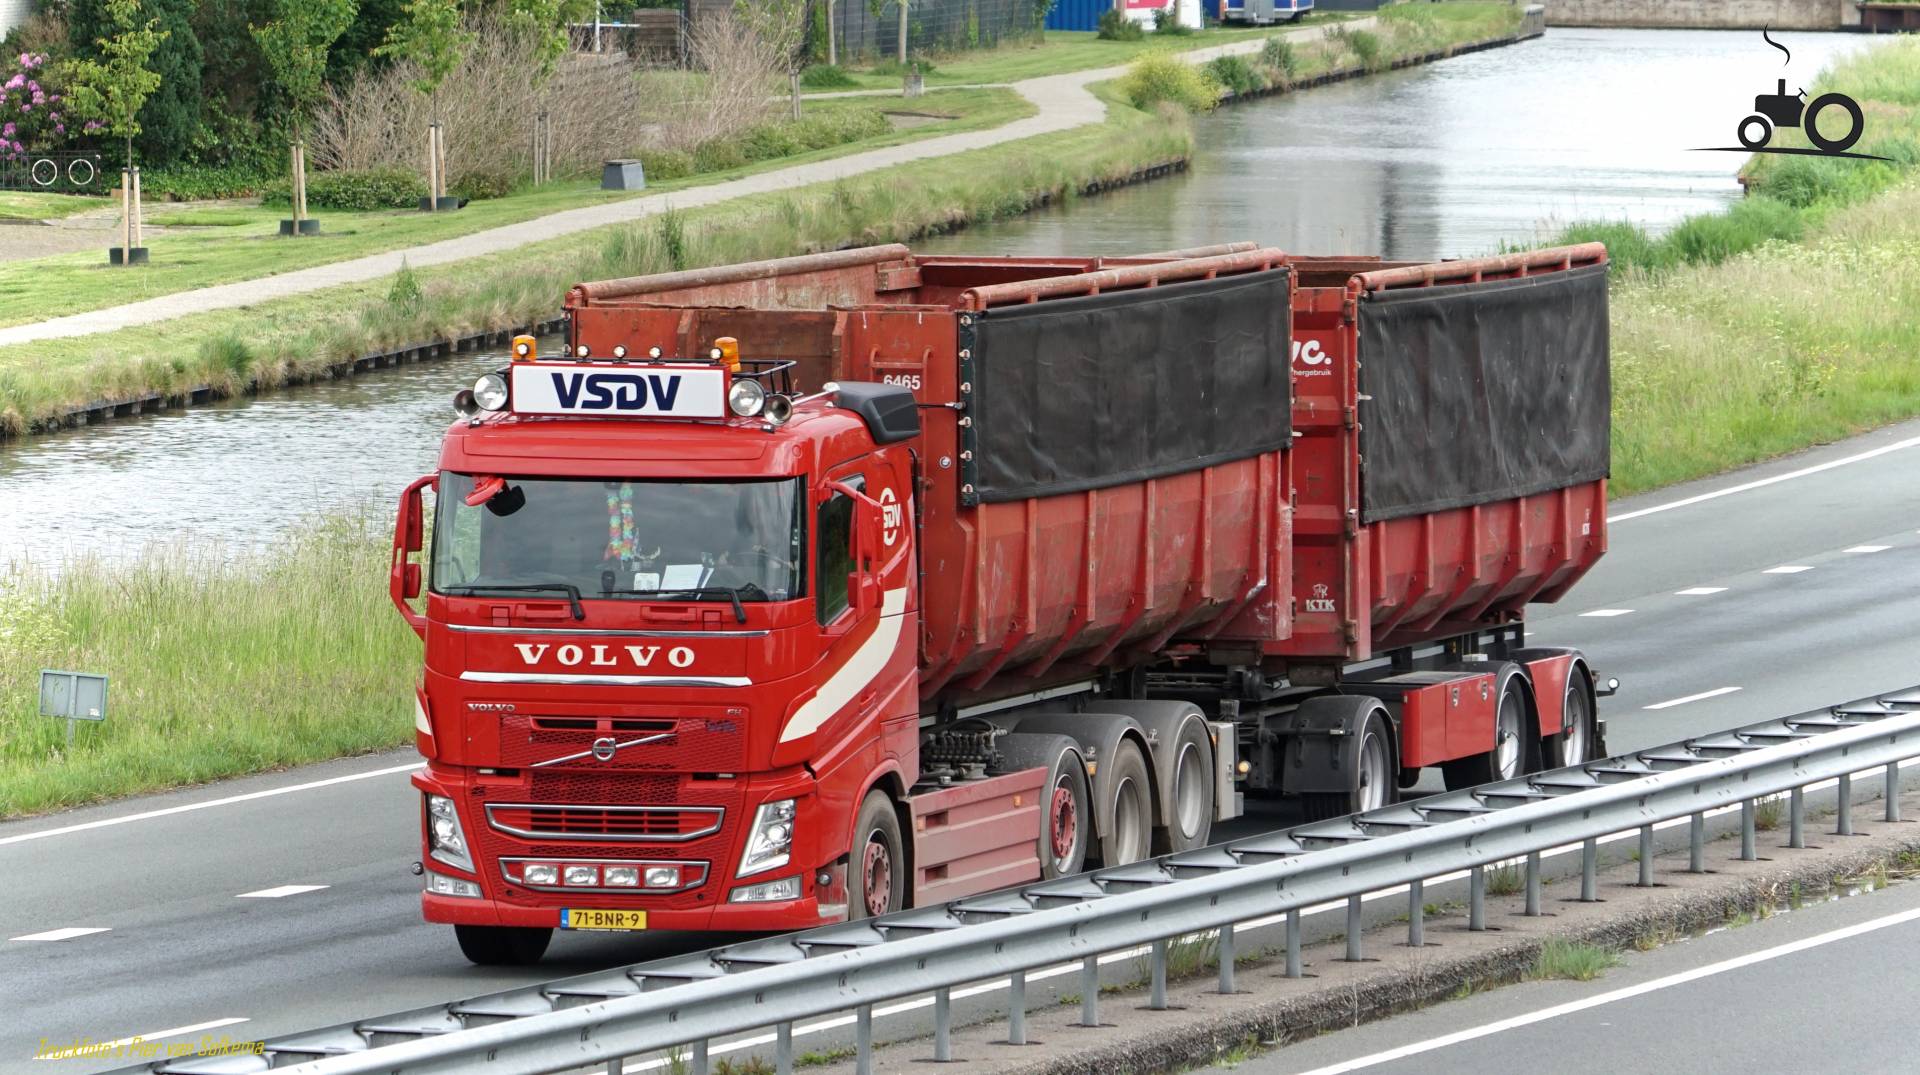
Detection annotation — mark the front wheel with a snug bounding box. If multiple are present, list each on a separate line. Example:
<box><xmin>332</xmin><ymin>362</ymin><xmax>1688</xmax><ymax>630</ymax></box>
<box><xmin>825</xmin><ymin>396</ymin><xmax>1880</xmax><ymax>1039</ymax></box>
<box><xmin>1805</xmin><ymin>93</ymin><xmax>1864</xmax><ymax>153</ymax></box>
<box><xmin>454</xmin><ymin>924</ymin><xmax>551</xmax><ymax>966</ymax></box>
<box><xmin>849</xmin><ymin>790</ymin><xmax>905</xmax><ymax>920</ymax></box>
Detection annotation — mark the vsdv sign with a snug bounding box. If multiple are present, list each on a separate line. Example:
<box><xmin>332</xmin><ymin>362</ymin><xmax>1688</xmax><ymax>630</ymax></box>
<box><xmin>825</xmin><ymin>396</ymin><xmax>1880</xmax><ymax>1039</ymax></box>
<box><xmin>509</xmin><ymin>363</ymin><xmax>727</xmax><ymax>418</ymax></box>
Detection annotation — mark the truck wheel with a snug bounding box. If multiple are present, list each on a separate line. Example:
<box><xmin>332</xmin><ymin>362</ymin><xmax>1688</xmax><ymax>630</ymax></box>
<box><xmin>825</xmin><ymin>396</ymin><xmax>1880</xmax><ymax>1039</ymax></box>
<box><xmin>1152</xmin><ymin>720</ymin><xmax>1215</xmax><ymax>854</ymax></box>
<box><xmin>454</xmin><ymin>924</ymin><xmax>551</xmax><ymax>966</ymax></box>
<box><xmin>1442</xmin><ymin>674</ymin><xmax>1529</xmax><ymax>790</ymax></box>
<box><xmin>1546</xmin><ymin>667</ymin><xmax>1598</xmax><ymax>769</ymax></box>
<box><xmin>849</xmin><ymin>790</ymin><xmax>905</xmax><ymax>920</ymax></box>
<box><xmin>1097</xmin><ymin>740</ymin><xmax>1154</xmax><ymax>867</ymax></box>
<box><xmin>1041</xmin><ymin>750</ymin><xmax>1091</xmax><ymax>879</ymax></box>
<box><xmin>1301</xmin><ymin>711</ymin><xmax>1396</xmax><ymax>821</ymax></box>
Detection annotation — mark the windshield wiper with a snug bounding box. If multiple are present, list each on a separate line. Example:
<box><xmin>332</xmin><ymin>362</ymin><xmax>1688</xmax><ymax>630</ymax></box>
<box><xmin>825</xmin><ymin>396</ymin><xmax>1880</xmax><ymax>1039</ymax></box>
<box><xmin>444</xmin><ymin>583</ymin><xmax>585</xmax><ymax>621</ymax></box>
<box><xmin>603</xmin><ymin>586</ymin><xmax>748</xmax><ymax>624</ymax></box>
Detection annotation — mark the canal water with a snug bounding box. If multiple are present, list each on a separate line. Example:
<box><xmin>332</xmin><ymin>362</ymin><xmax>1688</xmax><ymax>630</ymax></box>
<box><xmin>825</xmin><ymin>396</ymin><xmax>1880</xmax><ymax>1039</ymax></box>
<box><xmin>0</xmin><ymin>28</ymin><xmax>1883</xmax><ymax>561</ymax></box>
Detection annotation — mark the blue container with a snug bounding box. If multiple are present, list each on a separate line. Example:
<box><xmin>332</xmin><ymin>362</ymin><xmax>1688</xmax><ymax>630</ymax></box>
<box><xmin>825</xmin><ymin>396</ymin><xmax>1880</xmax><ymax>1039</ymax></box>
<box><xmin>1045</xmin><ymin>0</ymin><xmax>1112</xmax><ymax>31</ymax></box>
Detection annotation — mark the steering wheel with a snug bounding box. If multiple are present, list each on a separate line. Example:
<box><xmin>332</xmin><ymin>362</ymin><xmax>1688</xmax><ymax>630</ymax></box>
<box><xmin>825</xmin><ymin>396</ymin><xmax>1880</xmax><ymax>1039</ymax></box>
<box><xmin>729</xmin><ymin>545</ymin><xmax>797</xmax><ymax>574</ymax></box>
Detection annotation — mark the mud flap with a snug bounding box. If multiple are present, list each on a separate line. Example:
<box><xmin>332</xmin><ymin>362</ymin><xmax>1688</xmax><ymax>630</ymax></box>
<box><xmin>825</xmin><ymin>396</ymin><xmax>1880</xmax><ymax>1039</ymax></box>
<box><xmin>1272</xmin><ymin>694</ymin><xmax>1390</xmax><ymax>797</ymax></box>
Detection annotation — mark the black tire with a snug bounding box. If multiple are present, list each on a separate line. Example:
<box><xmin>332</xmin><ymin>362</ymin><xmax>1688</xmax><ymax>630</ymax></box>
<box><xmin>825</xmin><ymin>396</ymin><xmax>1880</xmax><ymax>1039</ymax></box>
<box><xmin>1546</xmin><ymin>666</ymin><xmax>1598</xmax><ymax>770</ymax></box>
<box><xmin>1152</xmin><ymin>720</ymin><xmax>1215</xmax><ymax>854</ymax></box>
<box><xmin>454</xmin><ymin>924</ymin><xmax>552</xmax><ymax>966</ymax></box>
<box><xmin>1805</xmin><ymin>92</ymin><xmax>1864</xmax><ymax>154</ymax></box>
<box><xmin>1300</xmin><ymin>710</ymin><xmax>1397</xmax><ymax>821</ymax></box>
<box><xmin>1040</xmin><ymin>748</ymin><xmax>1092</xmax><ymax>879</ymax></box>
<box><xmin>849</xmin><ymin>789</ymin><xmax>905</xmax><ymax>920</ymax></box>
<box><xmin>1737</xmin><ymin>114</ymin><xmax>1772</xmax><ymax>149</ymax></box>
<box><xmin>1095</xmin><ymin>740</ymin><xmax>1154</xmax><ymax>867</ymax></box>
<box><xmin>1442</xmin><ymin>673</ymin><xmax>1530</xmax><ymax>791</ymax></box>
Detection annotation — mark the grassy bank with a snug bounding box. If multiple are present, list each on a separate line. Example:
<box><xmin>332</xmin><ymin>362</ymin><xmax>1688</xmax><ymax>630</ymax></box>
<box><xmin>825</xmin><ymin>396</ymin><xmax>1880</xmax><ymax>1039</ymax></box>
<box><xmin>0</xmin><ymin>90</ymin><xmax>1033</xmax><ymax>329</ymax></box>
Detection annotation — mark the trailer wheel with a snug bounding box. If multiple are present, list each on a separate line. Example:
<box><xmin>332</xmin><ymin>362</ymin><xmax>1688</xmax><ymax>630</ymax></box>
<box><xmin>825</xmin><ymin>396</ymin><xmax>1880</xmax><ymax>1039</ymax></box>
<box><xmin>849</xmin><ymin>790</ymin><xmax>905</xmax><ymax>920</ymax></box>
<box><xmin>1442</xmin><ymin>674</ymin><xmax>1529</xmax><ymax>790</ymax></box>
<box><xmin>1152</xmin><ymin>720</ymin><xmax>1215</xmax><ymax>854</ymax></box>
<box><xmin>1097</xmin><ymin>740</ymin><xmax>1154</xmax><ymax>867</ymax></box>
<box><xmin>1301</xmin><ymin>711</ymin><xmax>1396</xmax><ymax>821</ymax></box>
<box><xmin>1040</xmin><ymin>749</ymin><xmax>1091</xmax><ymax>879</ymax></box>
<box><xmin>1547</xmin><ymin>666</ymin><xmax>1598</xmax><ymax>769</ymax></box>
<box><xmin>454</xmin><ymin>925</ymin><xmax>551</xmax><ymax>966</ymax></box>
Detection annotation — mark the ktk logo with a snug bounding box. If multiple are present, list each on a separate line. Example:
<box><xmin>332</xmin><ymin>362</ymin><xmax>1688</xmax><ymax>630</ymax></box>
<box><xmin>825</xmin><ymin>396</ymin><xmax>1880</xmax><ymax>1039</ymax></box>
<box><xmin>1305</xmin><ymin>583</ymin><xmax>1336</xmax><ymax>613</ymax></box>
<box><xmin>1695</xmin><ymin>28</ymin><xmax>1883</xmax><ymax>161</ymax></box>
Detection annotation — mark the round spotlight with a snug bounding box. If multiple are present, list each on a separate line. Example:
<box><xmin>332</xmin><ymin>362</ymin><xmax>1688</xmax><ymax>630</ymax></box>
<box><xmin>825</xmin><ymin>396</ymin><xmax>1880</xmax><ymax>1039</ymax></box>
<box><xmin>452</xmin><ymin>388</ymin><xmax>479</xmax><ymax>417</ymax></box>
<box><xmin>574</xmin><ymin>344</ymin><xmax>590</xmax><ymax>358</ymax></box>
<box><xmin>473</xmin><ymin>374</ymin><xmax>510</xmax><ymax>411</ymax></box>
<box><xmin>728</xmin><ymin>378</ymin><xmax>766</xmax><ymax>418</ymax></box>
<box><xmin>648</xmin><ymin>346</ymin><xmax>663</xmax><ymax>359</ymax></box>
<box><xmin>612</xmin><ymin>345</ymin><xmax>628</xmax><ymax>359</ymax></box>
<box><xmin>708</xmin><ymin>347</ymin><xmax>723</xmax><ymax>362</ymax></box>
<box><xmin>763</xmin><ymin>393</ymin><xmax>793</xmax><ymax>427</ymax></box>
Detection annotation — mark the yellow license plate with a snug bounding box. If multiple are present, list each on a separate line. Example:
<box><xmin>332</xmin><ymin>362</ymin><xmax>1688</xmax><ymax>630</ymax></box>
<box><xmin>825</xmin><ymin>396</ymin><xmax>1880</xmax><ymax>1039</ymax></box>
<box><xmin>561</xmin><ymin>908</ymin><xmax>648</xmax><ymax>931</ymax></box>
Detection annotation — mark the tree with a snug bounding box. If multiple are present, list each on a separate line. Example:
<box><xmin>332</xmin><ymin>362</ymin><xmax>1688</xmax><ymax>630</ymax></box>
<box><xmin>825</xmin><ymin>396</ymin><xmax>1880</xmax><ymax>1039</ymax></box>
<box><xmin>734</xmin><ymin>0</ymin><xmax>809</xmax><ymax>121</ymax></box>
<box><xmin>61</xmin><ymin>0</ymin><xmax>166</xmax><ymax>173</ymax></box>
<box><xmin>253</xmin><ymin>0</ymin><xmax>357</xmax><ymax>231</ymax></box>
<box><xmin>502</xmin><ymin>0</ymin><xmax>594</xmax><ymax>81</ymax></box>
<box><xmin>68</xmin><ymin>0</ymin><xmax>201</xmax><ymax>169</ymax></box>
<box><xmin>867</xmin><ymin>0</ymin><xmax>909</xmax><ymax>66</ymax></box>
<box><xmin>375</xmin><ymin>0</ymin><xmax>473</xmax><ymax>208</ymax></box>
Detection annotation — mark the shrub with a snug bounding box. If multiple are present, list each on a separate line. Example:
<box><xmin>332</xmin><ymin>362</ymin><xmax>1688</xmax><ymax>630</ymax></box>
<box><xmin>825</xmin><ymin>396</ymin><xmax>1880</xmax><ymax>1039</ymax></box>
<box><xmin>635</xmin><ymin>147</ymin><xmax>694</xmax><ymax>182</ymax></box>
<box><xmin>1119</xmin><ymin>52</ymin><xmax>1222</xmax><ymax>113</ymax></box>
<box><xmin>867</xmin><ymin>57</ymin><xmax>937</xmax><ymax>77</ymax></box>
<box><xmin>141</xmin><ymin>163</ymin><xmax>281</xmax><ymax>201</ymax></box>
<box><xmin>449</xmin><ymin>169</ymin><xmax>516</xmax><ymax>202</ymax></box>
<box><xmin>1152</xmin><ymin>6</ymin><xmax>1194</xmax><ymax>35</ymax></box>
<box><xmin>262</xmin><ymin>167</ymin><xmax>426</xmax><ymax>211</ymax></box>
<box><xmin>1261</xmin><ymin>36</ymin><xmax>1299</xmax><ymax>80</ymax></box>
<box><xmin>1097</xmin><ymin>9</ymin><xmax>1144</xmax><ymax>41</ymax></box>
<box><xmin>800</xmin><ymin>63</ymin><xmax>857</xmax><ymax>89</ymax></box>
<box><xmin>1341</xmin><ymin>27</ymin><xmax>1384</xmax><ymax>72</ymax></box>
<box><xmin>692</xmin><ymin>139</ymin><xmax>750</xmax><ymax>174</ymax></box>
<box><xmin>1207</xmin><ymin>54</ymin><xmax>1264</xmax><ymax>97</ymax></box>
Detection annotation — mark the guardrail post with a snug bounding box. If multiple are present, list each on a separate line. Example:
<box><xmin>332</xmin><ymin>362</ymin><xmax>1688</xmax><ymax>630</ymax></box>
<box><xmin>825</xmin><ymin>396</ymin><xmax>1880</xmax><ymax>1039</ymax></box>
<box><xmin>1079</xmin><ymin>955</ymin><xmax>1099</xmax><ymax>1025</ymax></box>
<box><xmin>1008</xmin><ymin>971</ymin><xmax>1027</xmax><ymax>1044</ymax></box>
<box><xmin>1150</xmin><ymin>938</ymin><xmax>1169</xmax><ymax>1009</ymax></box>
<box><xmin>692</xmin><ymin>1039</ymin><xmax>709</xmax><ymax>1075</ymax></box>
<box><xmin>1344</xmin><ymin>895</ymin><xmax>1363</xmax><ymax>961</ymax></box>
<box><xmin>1218</xmin><ymin>922</ymin><xmax>1236</xmax><ymax>993</ymax></box>
<box><xmin>1284</xmin><ymin>909</ymin><xmax>1303</xmax><ymax>977</ymax></box>
<box><xmin>1739</xmin><ymin>799</ymin><xmax>1756</xmax><ymax>861</ymax></box>
<box><xmin>1838</xmin><ymin>773</ymin><xmax>1854</xmax><ymax>835</ymax></box>
<box><xmin>777</xmin><ymin>1021</ymin><xmax>795</xmax><ymax>1073</ymax></box>
<box><xmin>1524</xmin><ymin>851</ymin><xmax>1541</xmax><ymax>915</ymax></box>
<box><xmin>931</xmin><ymin>991</ymin><xmax>950</xmax><ymax>1062</ymax></box>
<box><xmin>855</xmin><ymin>1005</ymin><xmax>872</xmax><ymax>1075</ymax></box>
<box><xmin>609</xmin><ymin>1058</ymin><xmax>623</xmax><ymax>1075</ymax></box>
<box><xmin>1637</xmin><ymin>825</ymin><xmax>1654</xmax><ymax>886</ymax></box>
<box><xmin>1580</xmin><ymin>838</ymin><xmax>1598</xmax><ymax>901</ymax></box>
<box><xmin>1790</xmin><ymin>786</ymin><xmax>1806</xmax><ymax>848</ymax></box>
<box><xmin>1468</xmin><ymin>866</ymin><xmax>1485</xmax><ymax>931</ymax></box>
<box><xmin>1688</xmin><ymin>812</ymin><xmax>1705</xmax><ymax>873</ymax></box>
<box><xmin>1888</xmin><ymin>763</ymin><xmax>1902</xmax><ymax>823</ymax></box>
<box><xmin>1407</xmin><ymin>880</ymin><xmax>1425</xmax><ymax>947</ymax></box>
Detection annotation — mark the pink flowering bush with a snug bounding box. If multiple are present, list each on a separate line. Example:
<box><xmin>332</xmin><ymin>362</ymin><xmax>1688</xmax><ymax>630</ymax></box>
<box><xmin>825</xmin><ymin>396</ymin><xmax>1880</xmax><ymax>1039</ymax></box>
<box><xmin>0</xmin><ymin>52</ymin><xmax>69</xmax><ymax>162</ymax></box>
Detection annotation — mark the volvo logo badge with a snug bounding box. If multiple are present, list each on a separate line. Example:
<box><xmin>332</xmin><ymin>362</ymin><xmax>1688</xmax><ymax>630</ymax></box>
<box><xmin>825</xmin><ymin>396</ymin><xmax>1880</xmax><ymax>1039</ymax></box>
<box><xmin>591</xmin><ymin>736</ymin><xmax>620</xmax><ymax>762</ymax></box>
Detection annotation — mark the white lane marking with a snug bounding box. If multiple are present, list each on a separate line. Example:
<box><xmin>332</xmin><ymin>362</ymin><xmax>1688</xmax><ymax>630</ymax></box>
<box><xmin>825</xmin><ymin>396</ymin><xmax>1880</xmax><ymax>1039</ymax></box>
<box><xmin>11</xmin><ymin>926</ymin><xmax>110</xmax><ymax>942</ymax></box>
<box><xmin>1644</xmin><ymin>686</ymin><xmax>1741</xmax><ymax>711</ymax></box>
<box><xmin>1609</xmin><ymin>433</ymin><xmax>1920</xmax><ymax>523</ymax></box>
<box><xmin>1288</xmin><ymin>904</ymin><xmax>1920</xmax><ymax>1075</ymax></box>
<box><xmin>237</xmin><ymin>884</ymin><xmax>330</xmax><ymax>899</ymax></box>
<box><xmin>0</xmin><ymin>761</ymin><xmax>423</xmax><ymax>848</ymax></box>
<box><xmin>1578</xmin><ymin>609</ymin><xmax>1634</xmax><ymax>618</ymax></box>
<box><xmin>33</xmin><ymin>1017</ymin><xmax>250</xmax><ymax>1061</ymax></box>
<box><xmin>1845</xmin><ymin>545</ymin><xmax>1890</xmax><ymax>554</ymax></box>
<box><xmin>1764</xmin><ymin>565</ymin><xmax>1814</xmax><ymax>574</ymax></box>
<box><xmin>1674</xmin><ymin>587</ymin><xmax>1726</xmax><ymax>596</ymax></box>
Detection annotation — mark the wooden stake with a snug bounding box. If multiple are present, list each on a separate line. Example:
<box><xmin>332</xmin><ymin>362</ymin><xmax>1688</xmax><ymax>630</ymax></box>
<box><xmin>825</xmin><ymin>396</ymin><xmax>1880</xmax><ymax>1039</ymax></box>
<box><xmin>426</xmin><ymin>122</ymin><xmax>440</xmax><ymax>210</ymax></box>
<box><xmin>130</xmin><ymin>167</ymin><xmax>142</xmax><ymax>252</ymax></box>
<box><xmin>119</xmin><ymin>169</ymin><xmax>131</xmax><ymax>263</ymax></box>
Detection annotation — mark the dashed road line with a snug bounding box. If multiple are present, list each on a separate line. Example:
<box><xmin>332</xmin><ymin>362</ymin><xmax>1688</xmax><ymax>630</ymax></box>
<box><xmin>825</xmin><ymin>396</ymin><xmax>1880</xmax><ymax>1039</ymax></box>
<box><xmin>1674</xmin><ymin>587</ymin><xmax>1727</xmax><ymax>596</ymax></box>
<box><xmin>1844</xmin><ymin>545</ymin><xmax>1890</xmax><ymax>554</ymax></box>
<box><xmin>1764</xmin><ymin>565</ymin><xmax>1814</xmax><ymax>574</ymax></box>
<box><xmin>11</xmin><ymin>926</ymin><xmax>110</xmax><ymax>942</ymax></box>
<box><xmin>1644</xmin><ymin>686</ymin><xmax>1741</xmax><ymax>711</ymax></box>
<box><xmin>237</xmin><ymin>884</ymin><xmax>330</xmax><ymax>899</ymax></box>
<box><xmin>1579</xmin><ymin>609</ymin><xmax>1635</xmax><ymax>618</ymax></box>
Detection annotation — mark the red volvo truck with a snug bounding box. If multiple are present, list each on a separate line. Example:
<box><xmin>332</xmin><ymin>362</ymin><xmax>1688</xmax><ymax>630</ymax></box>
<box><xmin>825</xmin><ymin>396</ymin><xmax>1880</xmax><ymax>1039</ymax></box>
<box><xmin>389</xmin><ymin>242</ymin><xmax>1614</xmax><ymax>964</ymax></box>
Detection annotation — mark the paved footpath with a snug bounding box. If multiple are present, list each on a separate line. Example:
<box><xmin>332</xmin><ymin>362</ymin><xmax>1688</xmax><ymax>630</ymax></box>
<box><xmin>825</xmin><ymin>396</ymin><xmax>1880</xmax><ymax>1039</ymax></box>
<box><xmin>0</xmin><ymin>20</ymin><xmax>1366</xmax><ymax>349</ymax></box>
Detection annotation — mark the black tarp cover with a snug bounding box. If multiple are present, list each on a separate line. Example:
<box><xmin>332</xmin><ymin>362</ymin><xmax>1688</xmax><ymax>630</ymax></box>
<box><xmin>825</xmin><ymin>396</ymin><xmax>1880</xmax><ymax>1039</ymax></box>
<box><xmin>965</xmin><ymin>270</ymin><xmax>1292</xmax><ymax>504</ymax></box>
<box><xmin>1356</xmin><ymin>263</ymin><xmax>1610</xmax><ymax>523</ymax></box>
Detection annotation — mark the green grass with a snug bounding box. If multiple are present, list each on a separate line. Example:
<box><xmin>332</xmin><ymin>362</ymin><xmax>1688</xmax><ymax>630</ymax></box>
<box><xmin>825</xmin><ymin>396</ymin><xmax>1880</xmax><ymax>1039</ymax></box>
<box><xmin>0</xmin><ymin>191</ymin><xmax>110</xmax><ymax>221</ymax></box>
<box><xmin>0</xmin><ymin>514</ymin><xmax>417</xmax><ymax>817</ymax></box>
<box><xmin>0</xmin><ymin>89</ymin><xmax>1032</xmax><ymax>330</ymax></box>
<box><xmin>1531</xmin><ymin>940</ymin><xmax>1622</xmax><ymax>982</ymax></box>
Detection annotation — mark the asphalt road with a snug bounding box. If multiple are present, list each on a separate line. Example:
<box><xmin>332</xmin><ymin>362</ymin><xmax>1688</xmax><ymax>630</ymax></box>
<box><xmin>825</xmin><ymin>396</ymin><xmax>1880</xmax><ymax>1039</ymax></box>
<box><xmin>5</xmin><ymin>417</ymin><xmax>1919</xmax><ymax>1073</ymax></box>
<box><xmin>1207</xmin><ymin>855</ymin><xmax>1920</xmax><ymax>1075</ymax></box>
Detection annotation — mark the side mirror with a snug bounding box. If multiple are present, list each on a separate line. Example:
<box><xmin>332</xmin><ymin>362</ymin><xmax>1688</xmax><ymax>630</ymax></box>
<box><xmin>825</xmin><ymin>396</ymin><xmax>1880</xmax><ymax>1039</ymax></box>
<box><xmin>403</xmin><ymin>563</ymin><xmax>423</xmax><ymax>600</ymax></box>
<box><xmin>391</xmin><ymin>474</ymin><xmax>436</xmax><ymax>638</ymax></box>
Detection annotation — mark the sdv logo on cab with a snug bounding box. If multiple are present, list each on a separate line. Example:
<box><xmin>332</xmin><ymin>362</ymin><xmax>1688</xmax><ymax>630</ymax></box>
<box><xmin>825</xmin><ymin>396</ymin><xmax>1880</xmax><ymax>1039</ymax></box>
<box><xmin>550</xmin><ymin>371</ymin><xmax>685</xmax><ymax>411</ymax></box>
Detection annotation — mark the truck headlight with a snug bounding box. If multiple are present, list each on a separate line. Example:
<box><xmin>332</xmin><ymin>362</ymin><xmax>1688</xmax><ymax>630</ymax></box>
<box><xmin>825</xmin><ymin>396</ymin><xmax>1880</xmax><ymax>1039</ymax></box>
<box><xmin>738</xmin><ymin>798</ymin><xmax>796</xmax><ymax>877</ymax></box>
<box><xmin>425</xmin><ymin>794</ymin><xmax>473</xmax><ymax>873</ymax></box>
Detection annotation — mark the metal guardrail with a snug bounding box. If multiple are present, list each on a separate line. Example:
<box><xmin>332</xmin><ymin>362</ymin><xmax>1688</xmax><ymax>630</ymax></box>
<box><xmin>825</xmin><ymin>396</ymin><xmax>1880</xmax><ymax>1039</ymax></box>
<box><xmin>115</xmin><ymin>685</ymin><xmax>1920</xmax><ymax>1075</ymax></box>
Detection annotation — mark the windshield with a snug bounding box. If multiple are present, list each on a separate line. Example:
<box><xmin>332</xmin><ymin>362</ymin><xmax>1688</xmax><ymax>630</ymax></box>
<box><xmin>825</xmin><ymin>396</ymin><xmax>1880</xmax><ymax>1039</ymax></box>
<box><xmin>433</xmin><ymin>475</ymin><xmax>805</xmax><ymax>603</ymax></box>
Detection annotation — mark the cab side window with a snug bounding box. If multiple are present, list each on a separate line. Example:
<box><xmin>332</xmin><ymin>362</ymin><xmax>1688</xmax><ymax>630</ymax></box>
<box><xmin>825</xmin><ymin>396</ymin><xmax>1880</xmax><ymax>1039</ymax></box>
<box><xmin>815</xmin><ymin>476</ymin><xmax>861</xmax><ymax>626</ymax></box>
